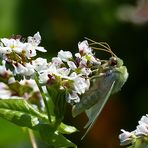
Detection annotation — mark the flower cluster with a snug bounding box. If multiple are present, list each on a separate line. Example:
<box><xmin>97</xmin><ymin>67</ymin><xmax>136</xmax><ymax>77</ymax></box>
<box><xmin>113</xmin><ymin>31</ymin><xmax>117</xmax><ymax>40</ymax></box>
<box><xmin>0</xmin><ymin>32</ymin><xmax>102</xmax><ymax>105</ymax></box>
<box><xmin>0</xmin><ymin>32</ymin><xmax>48</xmax><ymax>77</ymax></box>
<box><xmin>0</xmin><ymin>33</ymin><xmax>49</xmax><ymax>107</ymax></box>
<box><xmin>0</xmin><ymin>32</ymin><xmax>46</xmax><ymax>59</ymax></box>
<box><xmin>38</xmin><ymin>40</ymin><xmax>101</xmax><ymax>104</ymax></box>
<box><xmin>119</xmin><ymin>114</ymin><xmax>148</xmax><ymax>147</ymax></box>
<box><xmin>0</xmin><ymin>32</ymin><xmax>86</xmax><ymax>148</ymax></box>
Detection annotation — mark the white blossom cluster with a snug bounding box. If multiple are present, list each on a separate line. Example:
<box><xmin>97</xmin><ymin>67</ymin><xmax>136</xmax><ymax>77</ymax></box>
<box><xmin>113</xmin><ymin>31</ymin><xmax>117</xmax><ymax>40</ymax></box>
<box><xmin>0</xmin><ymin>32</ymin><xmax>48</xmax><ymax>102</ymax></box>
<box><xmin>119</xmin><ymin>114</ymin><xmax>148</xmax><ymax>147</ymax></box>
<box><xmin>0</xmin><ymin>32</ymin><xmax>48</xmax><ymax>77</ymax></box>
<box><xmin>0</xmin><ymin>32</ymin><xmax>46</xmax><ymax>58</ymax></box>
<box><xmin>0</xmin><ymin>32</ymin><xmax>101</xmax><ymax>104</ymax></box>
<box><xmin>38</xmin><ymin>40</ymin><xmax>101</xmax><ymax>104</ymax></box>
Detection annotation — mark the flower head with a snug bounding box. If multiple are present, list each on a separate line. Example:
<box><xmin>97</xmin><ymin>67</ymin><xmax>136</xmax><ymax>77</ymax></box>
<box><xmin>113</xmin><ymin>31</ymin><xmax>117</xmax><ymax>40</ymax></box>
<box><xmin>58</xmin><ymin>50</ymin><xmax>73</xmax><ymax>62</ymax></box>
<box><xmin>0</xmin><ymin>60</ymin><xmax>12</xmax><ymax>77</ymax></box>
<box><xmin>27</xmin><ymin>32</ymin><xmax>47</xmax><ymax>53</ymax></box>
<box><xmin>119</xmin><ymin>114</ymin><xmax>148</xmax><ymax>147</ymax></box>
<box><xmin>136</xmin><ymin>115</ymin><xmax>148</xmax><ymax>137</ymax></box>
<box><xmin>14</xmin><ymin>63</ymin><xmax>34</xmax><ymax>76</ymax></box>
<box><xmin>0</xmin><ymin>82</ymin><xmax>12</xmax><ymax>99</ymax></box>
<box><xmin>78</xmin><ymin>40</ymin><xmax>92</xmax><ymax>55</ymax></box>
<box><xmin>0</xmin><ymin>32</ymin><xmax>46</xmax><ymax>61</ymax></box>
<box><xmin>119</xmin><ymin>129</ymin><xmax>135</xmax><ymax>146</ymax></box>
<box><xmin>32</xmin><ymin>58</ymin><xmax>49</xmax><ymax>72</ymax></box>
<box><xmin>66</xmin><ymin>91</ymin><xmax>80</xmax><ymax>104</ymax></box>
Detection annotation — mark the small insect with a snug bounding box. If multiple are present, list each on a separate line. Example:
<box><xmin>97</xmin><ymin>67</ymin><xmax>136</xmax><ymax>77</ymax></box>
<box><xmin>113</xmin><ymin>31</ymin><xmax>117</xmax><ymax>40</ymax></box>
<box><xmin>72</xmin><ymin>38</ymin><xmax>129</xmax><ymax>139</ymax></box>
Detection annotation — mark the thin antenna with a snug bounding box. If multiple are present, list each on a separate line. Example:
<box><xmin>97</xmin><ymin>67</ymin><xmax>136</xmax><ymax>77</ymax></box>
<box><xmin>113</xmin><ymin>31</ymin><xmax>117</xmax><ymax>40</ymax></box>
<box><xmin>84</xmin><ymin>37</ymin><xmax>117</xmax><ymax>57</ymax></box>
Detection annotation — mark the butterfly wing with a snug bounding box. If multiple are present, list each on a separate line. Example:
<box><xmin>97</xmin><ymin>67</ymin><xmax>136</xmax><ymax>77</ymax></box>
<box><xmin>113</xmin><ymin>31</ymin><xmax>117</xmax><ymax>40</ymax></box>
<box><xmin>81</xmin><ymin>81</ymin><xmax>115</xmax><ymax>139</ymax></box>
<box><xmin>72</xmin><ymin>76</ymin><xmax>104</xmax><ymax>118</ymax></box>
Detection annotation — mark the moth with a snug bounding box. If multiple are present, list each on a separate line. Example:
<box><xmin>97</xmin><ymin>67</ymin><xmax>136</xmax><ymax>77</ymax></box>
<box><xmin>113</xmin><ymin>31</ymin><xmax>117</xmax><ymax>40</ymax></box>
<box><xmin>72</xmin><ymin>38</ymin><xmax>129</xmax><ymax>139</ymax></box>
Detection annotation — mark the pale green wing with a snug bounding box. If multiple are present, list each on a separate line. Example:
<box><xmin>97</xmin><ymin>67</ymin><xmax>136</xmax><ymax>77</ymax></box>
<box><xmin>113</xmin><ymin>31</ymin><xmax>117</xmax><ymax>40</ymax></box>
<box><xmin>81</xmin><ymin>81</ymin><xmax>115</xmax><ymax>140</ymax></box>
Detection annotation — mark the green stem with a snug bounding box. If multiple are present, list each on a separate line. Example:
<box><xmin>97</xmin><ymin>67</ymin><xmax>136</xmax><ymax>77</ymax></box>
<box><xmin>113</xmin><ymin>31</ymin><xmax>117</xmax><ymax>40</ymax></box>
<box><xmin>28</xmin><ymin>129</ymin><xmax>38</xmax><ymax>148</ymax></box>
<box><xmin>34</xmin><ymin>74</ymin><xmax>51</xmax><ymax>123</ymax></box>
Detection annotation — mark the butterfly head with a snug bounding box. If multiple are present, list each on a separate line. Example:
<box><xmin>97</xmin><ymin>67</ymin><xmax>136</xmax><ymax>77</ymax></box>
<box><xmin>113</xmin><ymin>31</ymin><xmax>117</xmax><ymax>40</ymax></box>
<box><xmin>109</xmin><ymin>57</ymin><xmax>123</xmax><ymax>67</ymax></box>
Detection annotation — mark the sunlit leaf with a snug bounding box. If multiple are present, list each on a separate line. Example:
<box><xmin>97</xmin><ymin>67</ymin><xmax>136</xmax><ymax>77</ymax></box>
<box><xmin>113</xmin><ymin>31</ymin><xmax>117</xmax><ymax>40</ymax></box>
<box><xmin>46</xmin><ymin>85</ymin><xmax>66</xmax><ymax>124</ymax></box>
<box><xmin>0</xmin><ymin>99</ymin><xmax>48</xmax><ymax>129</ymax></box>
<box><xmin>39</xmin><ymin>124</ymin><xmax>77</xmax><ymax>147</ymax></box>
<box><xmin>58</xmin><ymin>122</ymin><xmax>78</xmax><ymax>134</ymax></box>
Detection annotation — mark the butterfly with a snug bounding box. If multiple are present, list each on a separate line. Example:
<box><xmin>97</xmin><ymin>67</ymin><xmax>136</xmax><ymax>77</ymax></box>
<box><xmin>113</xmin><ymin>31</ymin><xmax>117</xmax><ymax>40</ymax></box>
<box><xmin>72</xmin><ymin>38</ymin><xmax>129</xmax><ymax>139</ymax></box>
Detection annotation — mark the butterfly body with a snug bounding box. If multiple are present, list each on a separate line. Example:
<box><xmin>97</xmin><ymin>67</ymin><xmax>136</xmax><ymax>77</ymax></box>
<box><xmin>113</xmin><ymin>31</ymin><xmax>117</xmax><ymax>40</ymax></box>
<box><xmin>72</xmin><ymin>57</ymin><xmax>128</xmax><ymax>138</ymax></box>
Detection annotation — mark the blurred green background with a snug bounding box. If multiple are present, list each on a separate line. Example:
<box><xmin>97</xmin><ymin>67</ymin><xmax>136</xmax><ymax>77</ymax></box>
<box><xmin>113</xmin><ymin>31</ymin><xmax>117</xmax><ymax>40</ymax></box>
<box><xmin>0</xmin><ymin>0</ymin><xmax>148</xmax><ymax>147</ymax></box>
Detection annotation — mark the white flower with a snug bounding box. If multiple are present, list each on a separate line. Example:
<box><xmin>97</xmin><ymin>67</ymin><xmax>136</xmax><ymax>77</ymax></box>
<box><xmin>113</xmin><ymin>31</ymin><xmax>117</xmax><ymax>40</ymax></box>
<box><xmin>24</xmin><ymin>63</ymin><xmax>35</xmax><ymax>76</ymax></box>
<box><xmin>14</xmin><ymin>63</ymin><xmax>34</xmax><ymax>76</ymax></box>
<box><xmin>38</xmin><ymin>63</ymin><xmax>57</xmax><ymax>83</ymax></box>
<box><xmin>0</xmin><ymin>38</ymin><xmax>23</xmax><ymax>54</ymax></box>
<box><xmin>119</xmin><ymin>114</ymin><xmax>148</xmax><ymax>147</ymax></box>
<box><xmin>0</xmin><ymin>60</ymin><xmax>12</xmax><ymax>76</ymax></box>
<box><xmin>67</xmin><ymin>61</ymin><xmax>77</xmax><ymax>70</ymax></box>
<box><xmin>66</xmin><ymin>91</ymin><xmax>80</xmax><ymax>104</ymax></box>
<box><xmin>20</xmin><ymin>79</ymin><xmax>39</xmax><ymax>92</ymax></box>
<box><xmin>22</xmin><ymin>43</ymin><xmax>46</xmax><ymax>59</ymax></box>
<box><xmin>27</xmin><ymin>32</ymin><xmax>46</xmax><ymax>53</ymax></box>
<box><xmin>0</xmin><ymin>82</ymin><xmax>23</xmax><ymax>99</ymax></box>
<box><xmin>78</xmin><ymin>40</ymin><xmax>92</xmax><ymax>54</ymax></box>
<box><xmin>56</xmin><ymin>67</ymin><xmax>70</xmax><ymax>77</ymax></box>
<box><xmin>88</xmin><ymin>54</ymin><xmax>101</xmax><ymax>65</ymax></box>
<box><xmin>119</xmin><ymin>129</ymin><xmax>135</xmax><ymax>146</ymax></box>
<box><xmin>58</xmin><ymin>50</ymin><xmax>72</xmax><ymax>62</ymax></box>
<box><xmin>52</xmin><ymin>57</ymin><xmax>63</xmax><ymax>67</ymax></box>
<box><xmin>0</xmin><ymin>61</ymin><xmax>7</xmax><ymax>75</ymax></box>
<box><xmin>139</xmin><ymin>115</ymin><xmax>148</xmax><ymax>127</ymax></box>
<box><xmin>28</xmin><ymin>32</ymin><xmax>41</xmax><ymax>45</ymax></box>
<box><xmin>70</xmin><ymin>72</ymin><xmax>90</xmax><ymax>95</ymax></box>
<box><xmin>22</xmin><ymin>43</ymin><xmax>37</xmax><ymax>58</ymax></box>
<box><xmin>0</xmin><ymin>47</ymin><xmax>12</xmax><ymax>54</ymax></box>
<box><xmin>39</xmin><ymin>70</ymin><xmax>49</xmax><ymax>83</ymax></box>
<box><xmin>75</xmin><ymin>53</ymin><xmax>81</xmax><ymax>58</ymax></box>
<box><xmin>32</xmin><ymin>58</ymin><xmax>49</xmax><ymax>71</ymax></box>
<box><xmin>0</xmin><ymin>32</ymin><xmax>46</xmax><ymax>59</ymax></box>
<box><xmin>135</xmin><ymin>115</ymin><xmax>148</xmax><ymax>137</ymax></box>
<box><xmin>1</xmin><ymin>38</ymin><xmax>21</xmax><ymax>48</ymax></box>
<box><xmin>14</xmin><ymin>63</ymin><xmax>26</xmax><ymax>75</ymax></box>
<box><xmin>38</xmin><ymin>63</ymin><xmax>70</xmax><ymax>85</ymax></box>
<box><xmin>80</xmin><ymin>67</ymin><xmax>92</xmax><ymax>76</ymax></box>
<box><xmin>136</xmin><ymin>123</ymin><xmax>148</xmax><ymax>137</ymax></box>
<box><xmin>0</xmin><ymin>82</ymin><xmax>11</xmax><ymax>99</ymax></box>
<box><xmin>8</xmin><ymin>77</ymin><xmax>16</xmax><ymax>84</ymax></box>
<box><xmin>80</xmin><ymin>56</ymin><xmax>87</xmax><ymax>67</ymax></box>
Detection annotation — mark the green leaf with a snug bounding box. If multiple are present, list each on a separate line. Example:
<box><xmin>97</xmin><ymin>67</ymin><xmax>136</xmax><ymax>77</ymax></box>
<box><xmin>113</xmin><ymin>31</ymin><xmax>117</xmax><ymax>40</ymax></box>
<box><xmin>39</xmin><ymin>124</ymin><xmax>77</xmax><ymax>147</ymax></box>
<box><xmin>5</xmin><ymin>60</ymin><xmax>14</xmax><ymax>72</ymax></box>
<box><xmin>58</xmin><ymin>122</ymin><xmax>78</xmax><ymax>134</ymax></box>
<box><xmin>134</xmin><ymin>138</ymin><xmax>148</xmax><ymax>148</ymax></box>
<box><xmin>0</xmin><ymin>59</ymin><xmax>2</xmax><ymax>65</ymax></box>
<box><xmin>127</xmin><ymin>137</ymin><xmax>148</xmax><ymax>148</ymax></box>
<box><xmin>0</xmin><ymin>99</ymin><xmax>77</xmax><ymax>147</ymax></box>
<box><xmin>46</xmin><ymin>85</ymin><xmax>66</xmax><ymax>124</ymax></box>
<box><xmin>0</xmin><ymin>99</ymin><xmax>48</xmax><ymax>129</ymax></box>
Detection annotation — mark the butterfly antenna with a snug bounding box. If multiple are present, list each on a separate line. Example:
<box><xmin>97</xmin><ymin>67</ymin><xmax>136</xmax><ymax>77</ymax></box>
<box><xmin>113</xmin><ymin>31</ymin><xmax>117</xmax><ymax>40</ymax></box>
<box><xmin>84</xmin><ymin>37</ymin><xmax>117</xmax><ymax>57</ymax></box>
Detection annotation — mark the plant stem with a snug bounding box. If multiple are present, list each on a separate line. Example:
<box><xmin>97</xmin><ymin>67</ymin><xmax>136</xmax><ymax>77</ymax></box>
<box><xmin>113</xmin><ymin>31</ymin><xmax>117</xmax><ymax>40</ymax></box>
<box><xmin>34</xmin><ymin>74</ymin><xmax>51</xmax><ymax>123</ymax></box>
<box><xmin>28</xmin><ymin>129</ymin><xmax>38</xmax><ymax>148</ymax></box>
